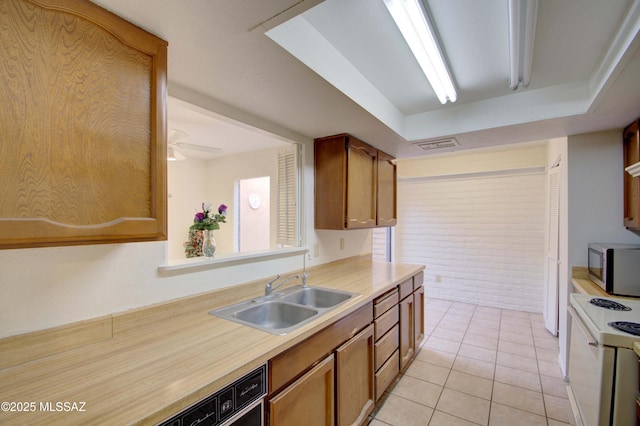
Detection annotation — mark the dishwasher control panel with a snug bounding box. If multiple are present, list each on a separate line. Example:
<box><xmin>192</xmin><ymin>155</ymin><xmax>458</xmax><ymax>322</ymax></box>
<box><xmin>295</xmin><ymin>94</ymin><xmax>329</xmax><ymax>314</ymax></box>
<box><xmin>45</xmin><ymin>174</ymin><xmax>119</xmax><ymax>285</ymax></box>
<box><xmin>159</xmin><ymin>364</ymin><xmax>266</xmax><ymax>426</ymax></box>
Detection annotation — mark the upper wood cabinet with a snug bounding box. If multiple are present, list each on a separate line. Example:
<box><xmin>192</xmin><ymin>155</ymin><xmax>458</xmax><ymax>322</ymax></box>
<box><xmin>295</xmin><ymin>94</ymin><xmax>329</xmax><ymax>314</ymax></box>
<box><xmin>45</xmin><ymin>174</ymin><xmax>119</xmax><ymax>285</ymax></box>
<box><xmin>377</xmin><ymin>150</ymin><xmax>398</xmax><ymax>227</ymax></box>
<box><xmin>0</xmin><ymin>0</ymin><xmax>168</xmax><ymax>249</ymax></box>
<box><xmin>314</xmin><ymin>134</ymin><xmax>397</xmax><ymax>230</ymax></box>
<box><xmin>624</xmin><ymin>120</ymin><xmax>640</xmax><ymax>231</ymax></box>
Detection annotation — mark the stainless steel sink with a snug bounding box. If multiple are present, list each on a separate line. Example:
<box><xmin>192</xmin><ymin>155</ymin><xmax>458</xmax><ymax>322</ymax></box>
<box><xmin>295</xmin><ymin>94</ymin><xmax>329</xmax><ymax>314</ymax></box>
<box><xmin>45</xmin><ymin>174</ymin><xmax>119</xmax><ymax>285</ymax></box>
<box><xmin>209</xmin><ymin>286</ymin><xmax>359</xmax><ymax>335</ymax></box>
<box><xmin>234</xmin><ymin>301</ymin><xmax>318</xmax><ymax>330</ymax></box>
<box><xmin>280</xmin><ymin>286</ymin><xmax>353</xmax><ymax>308</ymax></box>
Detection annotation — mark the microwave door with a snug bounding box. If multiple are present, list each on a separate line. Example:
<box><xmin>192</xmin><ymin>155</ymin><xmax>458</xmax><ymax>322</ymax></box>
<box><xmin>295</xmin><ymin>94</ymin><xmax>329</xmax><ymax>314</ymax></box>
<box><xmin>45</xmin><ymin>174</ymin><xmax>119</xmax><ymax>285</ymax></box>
<box><xmin>588</xmin><ymin>248</ymin><xmax>605</xmax><ymax>284</ymax></box>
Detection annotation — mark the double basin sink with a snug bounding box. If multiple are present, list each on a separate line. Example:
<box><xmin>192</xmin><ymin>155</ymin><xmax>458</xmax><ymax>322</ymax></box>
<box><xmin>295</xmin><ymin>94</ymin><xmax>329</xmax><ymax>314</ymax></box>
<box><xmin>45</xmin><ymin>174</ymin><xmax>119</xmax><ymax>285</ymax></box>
<box><xmin>209</xmin><ymin>285</ymin><xmax>359</xmax><ymax>335</ymax></box>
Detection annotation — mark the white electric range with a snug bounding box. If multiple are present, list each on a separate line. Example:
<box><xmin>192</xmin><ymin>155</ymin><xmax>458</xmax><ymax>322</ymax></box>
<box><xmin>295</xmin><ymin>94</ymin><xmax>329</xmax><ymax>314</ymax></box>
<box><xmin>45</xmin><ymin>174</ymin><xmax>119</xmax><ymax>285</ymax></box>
<box><xmin>568</xmin><ymin>293</ymin><xmax>640</xmax><ymax>426</ymax></box>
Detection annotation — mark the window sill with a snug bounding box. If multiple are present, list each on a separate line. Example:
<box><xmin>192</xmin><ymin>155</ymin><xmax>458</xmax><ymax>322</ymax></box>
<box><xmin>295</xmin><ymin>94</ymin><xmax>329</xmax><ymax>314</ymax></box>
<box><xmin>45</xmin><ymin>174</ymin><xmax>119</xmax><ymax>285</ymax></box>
<box><xmin>158</xmin><ymin>247</ymin><xmax>307</xmax><ymax>276</ymax></box>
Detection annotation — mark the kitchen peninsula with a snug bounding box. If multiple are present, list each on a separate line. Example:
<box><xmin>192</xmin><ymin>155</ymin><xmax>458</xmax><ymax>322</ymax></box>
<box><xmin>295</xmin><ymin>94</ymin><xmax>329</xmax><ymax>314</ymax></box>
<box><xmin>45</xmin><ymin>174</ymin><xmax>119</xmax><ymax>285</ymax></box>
<box><xmin>0</xmin><ymin>256</ymin><xmax>424</xmax><ymax>425</ymax></box>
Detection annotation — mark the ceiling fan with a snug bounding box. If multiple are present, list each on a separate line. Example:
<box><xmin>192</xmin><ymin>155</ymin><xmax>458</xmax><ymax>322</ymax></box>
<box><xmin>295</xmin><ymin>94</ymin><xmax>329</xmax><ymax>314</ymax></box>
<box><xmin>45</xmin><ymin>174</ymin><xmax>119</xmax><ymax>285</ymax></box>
<box><xmin>167</xmin><ymin>129</ymin><xmax>224</xmax><ymax>161</ymax></box>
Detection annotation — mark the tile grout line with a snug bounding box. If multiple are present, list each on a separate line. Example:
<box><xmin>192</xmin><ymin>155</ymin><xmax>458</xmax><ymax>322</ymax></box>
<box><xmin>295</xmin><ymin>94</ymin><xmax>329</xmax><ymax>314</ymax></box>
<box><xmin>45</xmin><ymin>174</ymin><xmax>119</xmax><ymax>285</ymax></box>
<box><xmin>374</xmin><ymin>299</ymin><xmax>570</xmax><ymax>425</ymax></box>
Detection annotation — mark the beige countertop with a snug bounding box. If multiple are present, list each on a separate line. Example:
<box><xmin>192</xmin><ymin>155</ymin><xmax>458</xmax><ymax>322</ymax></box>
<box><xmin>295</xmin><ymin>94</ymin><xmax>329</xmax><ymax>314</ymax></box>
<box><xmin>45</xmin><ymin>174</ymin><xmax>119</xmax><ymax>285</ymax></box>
<box><xmin>570</xmin><ymin>267</ymin><xmax>606</xmax><ymax>297</ymax></box>
<box><xmin>0</xmin><ymin>256</ymin><xmax>424</xmax><ymax>425</ymax></box>
<box><xmin>571</xmin><ymin>267</ymin><xmax>640</xmax><ymax>300</ymax></box>
<box><xmin>572</xmin><ymin>277</ymin><xmax>609</xmax><ymax>297</ymax></box>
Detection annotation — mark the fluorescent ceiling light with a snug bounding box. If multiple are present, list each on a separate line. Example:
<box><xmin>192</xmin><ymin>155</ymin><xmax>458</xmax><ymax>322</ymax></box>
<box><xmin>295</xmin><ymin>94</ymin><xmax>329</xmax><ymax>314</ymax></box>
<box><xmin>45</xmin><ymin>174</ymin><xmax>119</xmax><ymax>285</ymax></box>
<box><xmin>508</xmin><ymin>0</ymin><xmax>538</xmax><ymax>90</ymax></box>
<box><xmin>383</xmin><ymin>0</ymin><xmax>457</xmax><ymax>104</ymax></box>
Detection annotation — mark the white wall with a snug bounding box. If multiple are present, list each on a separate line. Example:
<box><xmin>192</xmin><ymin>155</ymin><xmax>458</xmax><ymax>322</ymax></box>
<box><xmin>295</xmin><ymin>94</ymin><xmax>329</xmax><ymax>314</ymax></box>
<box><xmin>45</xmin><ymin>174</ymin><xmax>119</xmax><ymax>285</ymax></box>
<box><xmin>0</xmin><ymin>138</ymin><xmax>373</xmax><ymax>339</ymax></box>
<box><xmin>558</xmin><ymin>130</ymin><xmax>640</xmax><ymax>376</ymax></box>
<box><xmin>394</xmin><ymin>143</ymin><xmax>548</xmax><ymax>312</ymax></box>
<box><xmin>167</xmin><ymin>148</ymin><xmax>279</xmax><ymax>260</ymax></box>
<box><xmin>567</xmin><ymin>131</ymin><xmax>640</xmax><ymax>263</ymax></box>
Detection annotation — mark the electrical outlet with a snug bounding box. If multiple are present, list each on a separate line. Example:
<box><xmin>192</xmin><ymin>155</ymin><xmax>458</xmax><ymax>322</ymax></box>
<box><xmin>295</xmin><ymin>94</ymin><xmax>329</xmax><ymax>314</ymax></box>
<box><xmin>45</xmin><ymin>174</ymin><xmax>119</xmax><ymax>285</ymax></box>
<box><xmin>313</xmin><ymin>244</ymin><xmax>319</xmax><ymax>257</ymax></box>
<box><xmin>339</xmin><ymin>238</ymin><xmax>345</xmax><ymax>251</ymax></box>
<box><xmin>435</xmin><ymin>275</ymin><xmax>442</xmax><ymax>283</ymax></box>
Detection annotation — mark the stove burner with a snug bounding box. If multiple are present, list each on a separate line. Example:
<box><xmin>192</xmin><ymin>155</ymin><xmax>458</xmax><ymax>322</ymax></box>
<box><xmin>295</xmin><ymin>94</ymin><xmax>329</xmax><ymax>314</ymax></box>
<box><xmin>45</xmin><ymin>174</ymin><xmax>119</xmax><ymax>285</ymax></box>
<box><xmin>589</xmin><ymin>298</ymin><xmax>631</xmax><ymax>311</ymax></box>
<box><xmin>609</xmin><ymin>321</ymin><xmax>640</xmax><ymax>336</ymax></box>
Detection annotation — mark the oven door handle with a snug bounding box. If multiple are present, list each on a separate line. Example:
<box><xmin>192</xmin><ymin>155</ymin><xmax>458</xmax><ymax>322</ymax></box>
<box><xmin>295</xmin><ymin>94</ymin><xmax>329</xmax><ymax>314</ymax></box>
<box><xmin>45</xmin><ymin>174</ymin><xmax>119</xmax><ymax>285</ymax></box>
<box><xmin>569</xmin><ymin>306</ymin><xmax>599</xmax><ymax>347</ymax></box>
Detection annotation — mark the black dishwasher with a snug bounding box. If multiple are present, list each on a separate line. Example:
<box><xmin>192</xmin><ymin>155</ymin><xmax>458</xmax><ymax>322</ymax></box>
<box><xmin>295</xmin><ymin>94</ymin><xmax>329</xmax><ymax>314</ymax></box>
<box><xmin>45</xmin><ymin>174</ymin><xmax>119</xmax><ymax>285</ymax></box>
<box><xmin>159</xmin><ymin>364</ymin><xmax>266</xmax><ymax>426</ymax></box>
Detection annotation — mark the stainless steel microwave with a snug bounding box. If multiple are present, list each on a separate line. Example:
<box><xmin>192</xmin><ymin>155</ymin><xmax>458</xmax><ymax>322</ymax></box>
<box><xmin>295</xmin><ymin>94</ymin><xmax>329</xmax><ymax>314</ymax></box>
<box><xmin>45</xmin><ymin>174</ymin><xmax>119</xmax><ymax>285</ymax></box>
<box><xmin>588</xmin><ymin>243</ymin><xmax>640</xmax><ymax>296</ymax></box>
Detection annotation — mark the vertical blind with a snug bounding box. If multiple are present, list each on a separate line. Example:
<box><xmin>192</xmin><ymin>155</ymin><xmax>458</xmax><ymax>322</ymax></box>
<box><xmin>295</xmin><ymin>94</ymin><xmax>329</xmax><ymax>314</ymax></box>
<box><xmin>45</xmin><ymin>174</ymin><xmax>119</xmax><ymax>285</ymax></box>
<box><xmin>277</xmin><ymin>146</ymin><xmax>299</xmax><ymax>247</ymax></box>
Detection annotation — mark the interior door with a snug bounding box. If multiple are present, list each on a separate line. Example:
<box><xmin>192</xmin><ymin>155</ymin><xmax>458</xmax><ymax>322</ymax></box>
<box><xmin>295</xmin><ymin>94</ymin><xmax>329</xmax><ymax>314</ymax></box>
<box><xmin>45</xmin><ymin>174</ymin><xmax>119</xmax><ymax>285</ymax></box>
<box><xmin>544</xmin><ymin>162</ymin><xmax>560</xmax><ymax>335</ymax></box>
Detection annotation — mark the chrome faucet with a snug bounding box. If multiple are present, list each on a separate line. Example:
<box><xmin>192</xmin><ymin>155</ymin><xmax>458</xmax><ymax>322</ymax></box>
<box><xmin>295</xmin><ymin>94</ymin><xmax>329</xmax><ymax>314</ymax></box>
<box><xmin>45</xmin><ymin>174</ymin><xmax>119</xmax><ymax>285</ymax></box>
<box><xmin>264</xmin><ymin>271</ymin><xmax>311</xmax><ymax>296</ymax></box>
<box><xmin>265</xmin><ymin>273</ymin><xmax>299</xmax><ymax>296</ymax></box>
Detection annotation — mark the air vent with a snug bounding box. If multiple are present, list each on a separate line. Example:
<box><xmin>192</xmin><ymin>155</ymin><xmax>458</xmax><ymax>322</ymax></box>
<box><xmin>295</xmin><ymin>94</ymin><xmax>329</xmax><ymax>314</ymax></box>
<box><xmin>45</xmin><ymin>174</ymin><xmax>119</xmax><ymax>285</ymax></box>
<box><xmin>413</xmin><ymin>138</ymin><xmax>459</xmax><ymax>151</ymax></box>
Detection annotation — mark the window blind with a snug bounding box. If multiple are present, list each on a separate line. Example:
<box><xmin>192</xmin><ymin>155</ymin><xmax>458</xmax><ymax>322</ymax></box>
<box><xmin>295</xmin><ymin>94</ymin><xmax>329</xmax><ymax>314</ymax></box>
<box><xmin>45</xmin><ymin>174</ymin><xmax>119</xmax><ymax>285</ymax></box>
<box><xmin>277</xmin><ymin>147</ymin><xmax>299</xmax><ymax>247</ymax></box>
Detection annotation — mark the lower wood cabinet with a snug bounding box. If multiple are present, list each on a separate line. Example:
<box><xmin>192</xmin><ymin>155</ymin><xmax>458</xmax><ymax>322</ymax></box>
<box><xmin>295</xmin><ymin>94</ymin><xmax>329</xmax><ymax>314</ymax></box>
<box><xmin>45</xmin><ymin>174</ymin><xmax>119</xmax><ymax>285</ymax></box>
<box><xmin>399</xmin><ymin>277</ymin><xmax>415</xmax><ymax>371</ymax></box>
<box><xmin>336</xmin><ymin>324</ymin><xmax>375</xmax><ymax>426</ymax></box>
<box><xmin>373</xmin><ymin>289</ymin><xmax>399</xmax><ymax>401</ymax></box>
<box><xmin>400</xmin><ymin>274</ymin><xmax>425</xmax><ymax>372</ymax></box>
<box><xmin>267</xmin><ymin>271</ymin><xmax>425</xmax><ymax>425</ymax></box>
<box><xmin>268</xmin><ymin>303</ymin><xmax>373</xmax><ymax>426</ymax></box>
<box><xmin>414</xmin><ymin>285</ymin><xmax>425</xmax><ymax>345</ymax></box>
<box><xmin>269</xmin><ymin>354</ymin><xmax>335</xmax><ymax>426</ymax></box>
<box><xmin>375</xmin><ymin>350</ymin><xmax>400</xmax><ymax>401</ymax></box>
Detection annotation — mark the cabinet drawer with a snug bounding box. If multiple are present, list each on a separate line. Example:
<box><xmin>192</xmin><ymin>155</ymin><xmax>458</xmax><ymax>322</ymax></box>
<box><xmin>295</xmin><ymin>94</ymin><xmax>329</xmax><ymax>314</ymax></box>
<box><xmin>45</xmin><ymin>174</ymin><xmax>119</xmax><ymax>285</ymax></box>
<box><xmin>270</xmin><ymin>302</ymin><xmax>373</xmax><ymax>394</ymax></box>
<box><xmin>374</xmin><ymin>304</ymin><xmax>398</xmax><ymax>341</ymax></box>
<box><xmin>374</xmin><ymin>289</ymin><xmax>398</xmax><ymax>318</ymax></box>
<box><xmin>413</xmin><ymin>271</ymin><xmax>424</xmax><ymax>289</ymax></box>
<box><xmin>375</xmin><ymin>324</ymin><xmax>399</xmax><ymax>371</ymax></box>
<box><xmin>398</xmin><ymin>278</ymin><xmax>413</xmax><ymax>300</ymax></box>
<box><xmin>375</xmin><ymin>349</ymin><xmax>399</xmax><ymax>401</ymax></box>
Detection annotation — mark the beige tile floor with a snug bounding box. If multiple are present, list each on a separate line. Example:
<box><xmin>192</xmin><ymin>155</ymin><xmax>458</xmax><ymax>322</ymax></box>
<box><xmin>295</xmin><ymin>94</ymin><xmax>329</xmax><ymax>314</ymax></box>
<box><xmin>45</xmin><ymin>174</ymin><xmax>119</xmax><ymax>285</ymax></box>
<box><xmin>369</xmin><ymin>298</ymin><xmax>574</xmax><ymax>426</ymax></box>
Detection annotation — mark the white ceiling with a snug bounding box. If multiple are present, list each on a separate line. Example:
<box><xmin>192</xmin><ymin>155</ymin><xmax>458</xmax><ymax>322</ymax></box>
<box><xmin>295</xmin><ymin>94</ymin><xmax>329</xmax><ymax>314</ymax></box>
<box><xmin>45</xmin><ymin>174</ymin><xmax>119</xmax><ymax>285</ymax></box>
<box><xmin>167</xmin><ymin>97</ymin><xmax>290</xmax><ymax>160</ymax></box>
<box><xmin>92</xmin><ymin>0</ymin><xmax>640</xmax><ymax>158</ymax></box>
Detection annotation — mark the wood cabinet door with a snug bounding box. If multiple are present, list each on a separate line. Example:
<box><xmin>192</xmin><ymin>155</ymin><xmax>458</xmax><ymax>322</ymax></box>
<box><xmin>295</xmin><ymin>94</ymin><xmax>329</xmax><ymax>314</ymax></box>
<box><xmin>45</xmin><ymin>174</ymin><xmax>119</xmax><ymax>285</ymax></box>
<box><xmin>399</xmin><ymin>294</ymin><xmax>415</xmax><ymax>371</ymax></box>
<box><xmin>624</xmin><ymin>120</ymin><xmax>640</xmax><ymax>230</ymax></box>
<box><xmin>0</xmin><ymin>0</ymin><xmax>167</xmax><ymax>249</ymax></box>
<box><xmin>346</xmin><ymin>137</ymin><xmax>377</xmax><ymax>228</ymax></box>
<box><xmin>314</xmin><ymin>135</ymin><xmax>348</xmax><ymax>230</ymax></box>
<box><xmin>414</xmin><ymin>286</ymin><xmax>425</xmax><ymax>346</ymax></box>
<box><xmin>269</xmin><ymin>354</ymin><xmax>335</xmax><ymax>426</ymax></box>
<box><xmin>376</xmin><ymin>151</ymin><xmax>397</xmax><ymax>227</ymax></box>
<box><xmin>336</xmin><ymin>324</ymin><xmax>375</xmax><ymax>426</ymax></box>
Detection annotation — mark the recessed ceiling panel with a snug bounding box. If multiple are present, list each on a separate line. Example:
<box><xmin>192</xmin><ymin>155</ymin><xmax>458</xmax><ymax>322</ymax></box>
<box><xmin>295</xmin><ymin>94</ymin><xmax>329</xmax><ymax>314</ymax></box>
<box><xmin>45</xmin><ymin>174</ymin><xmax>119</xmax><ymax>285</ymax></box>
<box><xmin>267</xmin><ymin>0</ymin><xmax>639</xmax><ymax>143</ymax></box>
<box><xmin>304</xmin><ymin>0</ymin><xmax>439</xmax><ymax>114</ymax></box>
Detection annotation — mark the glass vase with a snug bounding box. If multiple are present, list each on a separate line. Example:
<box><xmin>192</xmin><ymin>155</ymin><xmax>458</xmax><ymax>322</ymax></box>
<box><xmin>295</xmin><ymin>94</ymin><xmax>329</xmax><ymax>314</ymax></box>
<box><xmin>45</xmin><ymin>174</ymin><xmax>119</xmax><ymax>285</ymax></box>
<box><xmin>202</xmin><ymin>229</ymin><xmax>216</xmax><ymax>259</ymax></box>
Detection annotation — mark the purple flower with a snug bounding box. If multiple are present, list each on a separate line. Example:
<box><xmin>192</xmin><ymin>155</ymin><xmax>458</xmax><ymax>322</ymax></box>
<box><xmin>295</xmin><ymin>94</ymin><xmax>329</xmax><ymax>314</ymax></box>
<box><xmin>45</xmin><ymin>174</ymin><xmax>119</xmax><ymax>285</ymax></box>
<box><xmin>218</xmin><ymin>204</ymin><xmax>228</xmax><ymax>215</ymax></box>
<box><xmin>194</xmin><ymin>212</ymin><xmax>205</xmax><ymax>222</ymax></box>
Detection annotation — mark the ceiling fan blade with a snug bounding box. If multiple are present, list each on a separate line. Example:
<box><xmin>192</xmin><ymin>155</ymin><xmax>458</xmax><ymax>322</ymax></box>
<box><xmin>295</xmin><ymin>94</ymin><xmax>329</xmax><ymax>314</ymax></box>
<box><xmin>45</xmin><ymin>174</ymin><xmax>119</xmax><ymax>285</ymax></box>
<box><xmin>173</xmin><ymin>142</ymin><xmax>224</xmax><ymax>155</ymax></box>
<box><xmin>167</xmin><ymin>146</ymin><xmax>187</xmax><ymax>161</ymax></box>
<box><xmin>168</xmin><ymin>129</ymin><xmax>189</xmax><ymax>144</ymax></box>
